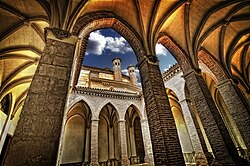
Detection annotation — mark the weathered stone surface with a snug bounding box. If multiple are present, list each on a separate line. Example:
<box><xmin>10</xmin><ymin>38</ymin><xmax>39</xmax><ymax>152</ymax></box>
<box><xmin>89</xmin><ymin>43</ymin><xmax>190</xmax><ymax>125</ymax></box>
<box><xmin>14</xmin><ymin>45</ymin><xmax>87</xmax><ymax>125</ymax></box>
<box><xmin>90</xmin><ymin>119</ymin><xmax>99</xmax><ymax>166</ymax></box>
<box><xmin>199</xmin><ymin>50</ymin><xmax>250</xmax><ymax>155</ymax></box>
<box><xmin>139</xmin><ymin>59</ymin><xmax>185</xmax><ymax>166</ymax></box>
<box><xmin>118</xmin><ymin>120</ymin><xmax>130</xmax><ymax>166</ymax></box>
<box><xmin>3</xmin><ymin>38</ymin><xmax>76</xmax><ymax>166</ymax></box>
<box><xmin>184</xmin><ymin>70</ymin><xmax>248</xmax><ymax>165</ymax></box>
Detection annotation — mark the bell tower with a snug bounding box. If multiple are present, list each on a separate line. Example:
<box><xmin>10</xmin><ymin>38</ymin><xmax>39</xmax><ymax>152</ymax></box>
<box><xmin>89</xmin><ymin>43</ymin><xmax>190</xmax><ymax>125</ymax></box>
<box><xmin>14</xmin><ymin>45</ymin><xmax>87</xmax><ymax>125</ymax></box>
<box><xmin>127</xmin><ymin>65</ymin><xmax>137</xmax><ymax>85</ymax></box>
<box><xmin>112</xmin><ymin>57</ymin><xmax>122</xmax><ymax>81</ymax></box>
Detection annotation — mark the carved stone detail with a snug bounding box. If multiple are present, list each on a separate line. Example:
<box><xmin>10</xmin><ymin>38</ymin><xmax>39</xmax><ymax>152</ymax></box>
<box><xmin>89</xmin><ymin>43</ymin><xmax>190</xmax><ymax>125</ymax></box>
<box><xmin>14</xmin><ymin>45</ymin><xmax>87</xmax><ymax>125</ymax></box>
<box><xmin>45</xmin><ymin>28</ymin><xmax>72</xmax><ymax>41</ymax></box>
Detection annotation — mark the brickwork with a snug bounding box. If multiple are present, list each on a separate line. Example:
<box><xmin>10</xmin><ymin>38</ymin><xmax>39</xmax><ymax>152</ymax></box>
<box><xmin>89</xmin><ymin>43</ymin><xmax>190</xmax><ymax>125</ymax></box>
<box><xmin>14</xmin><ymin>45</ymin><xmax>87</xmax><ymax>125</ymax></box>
<box><xmin>163</xmin><ymin>70</ymin><xmax>208</xmax><ymax>165</ymax></box>
<box><xmin>199</xmin><ymin>50</ymin><xmax>250</xmax><ymax>153</ymax></box>
<box><xmin>217</xmin><ymin>80</ymin><xmax>250</xmax><ymax>153</ymax></box>
<box><xmin>178</xmin><ymin>99</ymin><xmax>208</xmax><ymax>165</ymax></box>
<box><xmin>184</xmin><ymin>70</ymin><xmax>248</xmax><ymax>165</ymax></box>
<box><xmin>185</xmin><ymin>98</ymin><xmax>214</xmax><ymax>165</ymax></box>
<box><xmin>139</xmin><ymin>59</ymin><xmax>185</xmax><ymax>165</ymax></box>
<box><xmin>3</xmin><ymin>30</ymin><xmax>76</xmax><ymax>166</ymax></box>
<box><xmin>158</xmin><ymin>35</ymin><xmax>193</xmax><ymax>72</ymax></box>
<box><xmin>72</xmin><ymin>35</ymin><xmax>89</xmax><ymax>88</ymax></box>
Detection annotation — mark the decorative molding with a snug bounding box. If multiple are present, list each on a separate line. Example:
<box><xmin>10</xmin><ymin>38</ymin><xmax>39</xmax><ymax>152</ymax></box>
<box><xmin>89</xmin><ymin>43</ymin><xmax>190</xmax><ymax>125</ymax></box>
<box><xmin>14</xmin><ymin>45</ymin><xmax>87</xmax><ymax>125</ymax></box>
<box><xmin>44</xmin><ymin>27</ymin><xmax>77</xmax><ymax>44</ymax></box>
<box><xmin>162</xmin><ymin>63</ymin><xmax>182</xmax><ymax>82</ymax></box>
<box><xmin>51</xmin><ymin>28</ymin><xmax>71</xmax><ymax>40</ymax></box>
<box><xmin>72</xmin><ymin>86</ymin><xmax>142</xmax><ymax>100</ymax></box>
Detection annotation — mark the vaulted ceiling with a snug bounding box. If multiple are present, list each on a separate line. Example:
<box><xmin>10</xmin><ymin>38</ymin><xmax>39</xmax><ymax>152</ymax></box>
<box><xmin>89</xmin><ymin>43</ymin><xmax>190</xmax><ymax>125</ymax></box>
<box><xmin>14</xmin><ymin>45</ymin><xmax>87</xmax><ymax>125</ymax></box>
<box><xmin>0</xmin><ymin>0</ymin><xmax>249</xmax><ymax>112</ymax></box>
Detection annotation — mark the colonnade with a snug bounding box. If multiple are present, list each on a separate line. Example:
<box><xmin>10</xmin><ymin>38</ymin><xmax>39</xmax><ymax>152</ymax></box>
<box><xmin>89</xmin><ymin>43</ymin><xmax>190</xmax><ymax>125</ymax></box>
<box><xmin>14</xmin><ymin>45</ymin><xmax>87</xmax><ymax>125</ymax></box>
<box><xmin>1</xmin><ymin>25</ymin><xmax>249</xmax><ymax>166</ymax></box>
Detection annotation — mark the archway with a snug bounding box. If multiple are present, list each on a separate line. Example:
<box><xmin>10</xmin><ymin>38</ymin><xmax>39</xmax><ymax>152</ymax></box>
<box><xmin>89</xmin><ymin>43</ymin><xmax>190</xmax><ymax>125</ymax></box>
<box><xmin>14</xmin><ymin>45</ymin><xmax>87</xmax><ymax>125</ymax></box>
<box><xmin>201</xmin><ymin>72</ymin><xmax>247</xmax><ymax>159</ymax></box>
<box><xmin>61</xmin><ymin>100</ymin><xmax>92</xmax><ymax>165</ymax></box>
<box><xmin>125</xmin><ymin>105</ymin><xmax>145</xmax><ymax>164</ymax></box>
<box><xmin>166</xmin><ymin>88</ymin><xmax>194</xmax><ymax>163</ymax></box>
<box><xmin>98</xmin><ymin>103</ymin><xmax>119</xmax><ymax>165</ymax></box>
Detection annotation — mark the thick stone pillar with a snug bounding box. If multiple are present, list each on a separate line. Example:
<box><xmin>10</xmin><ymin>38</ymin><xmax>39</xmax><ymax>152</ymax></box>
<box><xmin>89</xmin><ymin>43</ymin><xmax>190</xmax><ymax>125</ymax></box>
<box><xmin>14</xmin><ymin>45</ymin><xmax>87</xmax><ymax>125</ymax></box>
<box><xmin>3</xmin><ymin>28</ymin><xmax>77</xmax><ymax>166</ymax></box>
<box><xmin>118</xmin><ymin>120</ymin><xmax>130</xmax><ymax>166</ymax></box>
<box><xmin>141</xmin><ymin>119</ymin><xmax>154</xmax><ymax>165</ymax></box>
<box><xmin>217</xmin><ymin>79</ymin><xmax>250</xmax><ymax>152</ymax></box>
<box><xmin>183</xmin><ymin>69</ymin><xmax>248</xmax><ymax>165</ymax></box>
<box><xmin>179</xmin><ymin>99</ymin><xmax>208</xmax><ymax>165</ymax></box>
<box><xmin>138</xmin><ymin>56</ymin><xmax>185</xmax><ymax>165</ymax></box>
<box><xmin>90</xmin><ymin>119</ymin><xmax>99</xmax><ymax>166</ymax></box>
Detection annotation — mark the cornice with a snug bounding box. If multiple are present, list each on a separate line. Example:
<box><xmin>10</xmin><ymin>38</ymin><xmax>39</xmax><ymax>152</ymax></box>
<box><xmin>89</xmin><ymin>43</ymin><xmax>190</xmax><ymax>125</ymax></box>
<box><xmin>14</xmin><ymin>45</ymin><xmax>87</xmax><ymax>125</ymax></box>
<box><xmin>72</xmin><ymin>86</ymin><xmax>142</xmax><ymax>100</ymax></box>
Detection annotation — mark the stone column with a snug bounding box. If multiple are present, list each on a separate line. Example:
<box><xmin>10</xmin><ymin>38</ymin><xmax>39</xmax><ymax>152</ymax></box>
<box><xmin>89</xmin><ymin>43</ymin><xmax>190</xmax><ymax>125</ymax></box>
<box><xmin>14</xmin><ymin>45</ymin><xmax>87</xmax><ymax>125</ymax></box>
<box><xmin>183</xmin><ymin>69</ymin><xmax>248</xmax><ymax>165</ymax></box>
<box><xmin>140</xmin><ymin>119</ymin><xmax>154</xmax><ymax>165</ymax></box>
<box><xmin>138</xmin><ymin>56</ymin><xmax>185</xmax><ymax>165</ymax></box>
<box><xmin>90</xmin><ymin>119</ymin><xmax>99</xmax><ymax>166</ymax></box>
<box><xmin>118</xmin><ymin>120</ymin><xmax>130</xmax><ymax>166</ymax></box>
<box><xmin>179</xmin><ymin>99</ymin><xmax>208</xmax><ymax>165</ymax></box>
<box><xmin>217</xmin><ymin>79</ymin><xmax>250</xmax><ymax>153</ymax></box>
<box><xmin>3</xmin><ymin>28</ymin><xmax>77</xmax><ymax>166</ymax></box>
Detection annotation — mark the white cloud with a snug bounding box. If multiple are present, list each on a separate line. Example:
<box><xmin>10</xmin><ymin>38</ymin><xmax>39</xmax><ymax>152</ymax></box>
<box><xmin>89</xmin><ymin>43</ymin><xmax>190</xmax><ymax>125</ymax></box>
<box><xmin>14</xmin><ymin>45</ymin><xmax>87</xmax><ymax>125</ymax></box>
<box><xmin>86</xmin><ymin>31</ymin><xmax>106</xmax><ymax>55</ymax></box>
<box><xmin>106</xmin><ymin>36</ymin><xmax>133</xmax><ymax>53</ymax></box>
<box><xmin>156</xmin><ymin>43</ymin><xmax>168</xmax><ymax>57</ymax></box>
<box><xmin>86</xmin><ymin>31</ymin><xmax>133</xmax><ymax>55</ymax></box>
<box><xmin>122</xmin><ymin>69</ymin><xmax>128</xmax><ymax>73</ymax></box>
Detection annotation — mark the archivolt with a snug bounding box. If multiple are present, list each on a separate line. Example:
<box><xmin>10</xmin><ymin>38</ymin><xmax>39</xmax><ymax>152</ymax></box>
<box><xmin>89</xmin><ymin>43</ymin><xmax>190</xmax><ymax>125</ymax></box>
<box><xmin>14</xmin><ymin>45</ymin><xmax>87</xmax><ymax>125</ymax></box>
<box><xmin>72</xmin><ymin>11</ymin><xmax>146</xmax><ymax>62</ymax></box>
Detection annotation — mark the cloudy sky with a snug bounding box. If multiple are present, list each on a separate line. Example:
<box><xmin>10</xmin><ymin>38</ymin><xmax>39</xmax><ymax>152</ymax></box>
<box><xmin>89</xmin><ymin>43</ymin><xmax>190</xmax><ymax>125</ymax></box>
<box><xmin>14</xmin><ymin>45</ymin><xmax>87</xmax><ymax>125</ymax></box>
<box><xmin>83</xmin><ymin>29</ymin><xmax>177</xmax><ymax>76</ymax></box>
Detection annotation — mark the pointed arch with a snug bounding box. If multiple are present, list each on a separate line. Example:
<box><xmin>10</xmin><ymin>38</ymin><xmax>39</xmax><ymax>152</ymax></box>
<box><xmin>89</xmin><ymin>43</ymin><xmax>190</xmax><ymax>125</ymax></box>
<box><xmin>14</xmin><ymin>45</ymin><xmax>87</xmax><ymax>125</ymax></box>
<box><xmin>158</xmin><ymin>34</ymin><xmax>195</xmax><ymax>72</ymax></box>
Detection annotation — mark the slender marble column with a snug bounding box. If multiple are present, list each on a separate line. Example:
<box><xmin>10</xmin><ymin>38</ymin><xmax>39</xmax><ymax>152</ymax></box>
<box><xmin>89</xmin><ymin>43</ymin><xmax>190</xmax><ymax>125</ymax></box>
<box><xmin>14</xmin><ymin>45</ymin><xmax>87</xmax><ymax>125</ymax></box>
<box><xmin>179</xmin><ymin>99</ymin><xmax>208</xmax><ymax>165</ymax></box>
<box><xmin>140</xmin><ymin>119</ymin><xmax>154</xmax><ymax>165</ymax></box>
<box><xmin>118</xmin><ymin>120</ymin><xmax>130</xmax><ymax>166</ymax></box>
<box><xmin>4</xmin><ymin>28</ymin><xmax>77</xmax><ymax>166</ymax></box>
<box><xmin>90</xmin><ymin>119</ymin><xmax>99</xmax><ymax>166</ymax></box>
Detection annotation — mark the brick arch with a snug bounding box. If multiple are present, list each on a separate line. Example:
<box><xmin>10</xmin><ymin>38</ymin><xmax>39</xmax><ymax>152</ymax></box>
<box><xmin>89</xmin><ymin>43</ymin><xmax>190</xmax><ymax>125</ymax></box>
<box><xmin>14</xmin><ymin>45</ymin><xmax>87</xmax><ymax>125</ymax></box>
<box><xmin>72</xmin><ymin>11</ymin><xmax>146</xmax><ymax>63</ymax></box>
<box><xmin>158</xmin><ymin>35</ymin><xmax>193</xmax><ymax>72</ymax></box>
<box><xmin>198</xmin><ymin>49</ymin><xmax>229</xmax><ymax>82</ymax></box>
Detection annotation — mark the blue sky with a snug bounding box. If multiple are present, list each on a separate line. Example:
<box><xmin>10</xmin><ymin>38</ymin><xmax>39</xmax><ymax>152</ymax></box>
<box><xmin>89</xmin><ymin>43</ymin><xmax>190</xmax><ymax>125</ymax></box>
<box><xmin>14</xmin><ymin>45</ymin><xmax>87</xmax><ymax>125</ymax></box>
<box><xmin>83</xmin><ymin>29</ymin><xmax>177</xmax><ymax>76</ymax></box>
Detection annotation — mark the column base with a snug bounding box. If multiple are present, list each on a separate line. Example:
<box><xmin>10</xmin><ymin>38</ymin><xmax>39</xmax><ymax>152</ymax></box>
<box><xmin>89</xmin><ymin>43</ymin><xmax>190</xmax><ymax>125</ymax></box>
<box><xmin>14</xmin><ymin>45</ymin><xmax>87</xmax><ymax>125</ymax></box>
<box><xmin>195</xmin><ymin>152</ymin><xmax>208</xmax><ymax>166</ymax></box>
<box><xmin>120</xmin><ymin>158</ymin><xmax>130</xmax><ymax>166</ymax></box>
<box><xmin>144</xmin><ymin>154</ymin><xmax>154</xmax><ymax>165</ymax></box>
<box><xmin>90</xmin><ymin>161</ymin><xmax>99</xmax><ymax>166</ymax></box>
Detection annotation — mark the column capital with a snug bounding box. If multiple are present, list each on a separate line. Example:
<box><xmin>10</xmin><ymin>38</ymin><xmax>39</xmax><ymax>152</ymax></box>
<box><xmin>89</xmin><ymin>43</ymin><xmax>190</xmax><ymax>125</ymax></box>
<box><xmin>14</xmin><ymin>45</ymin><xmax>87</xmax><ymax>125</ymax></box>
<box><xmin>136</xmin><ymin>55</ymin><xmax>159</xmax><ymax>69</ymax></box>
<box><xmin>91</xmin><ymin>119</ymin><xmax>100</xmax><ymax>122</ymax></box>
<box><xmin>45</xmin><ymin>27</ymin><xmax>78</xmax><ymax>44</ymax></box>
<box><xmin>178</xmin><ymin>98</ymin><xmax>191</xmax><ymax>103</ymax></box>
<box><xmin>182</xmin><ymin>68</ymin><xmax>201</xmax><ymax>79</ymax></box>
<box><xmin>216</xmin><ymin>79</ymin><xmax>238</xmax><ymax>89</ymax></box>
<box><xmin>117</xmin><ymin>119</ymin><xmax>126</xmax><ymax>123</ymax></box>
<box><xmin>140</xmin><ymin>119</ymin><xmax>148</xmax><ymax>123</ymax></box>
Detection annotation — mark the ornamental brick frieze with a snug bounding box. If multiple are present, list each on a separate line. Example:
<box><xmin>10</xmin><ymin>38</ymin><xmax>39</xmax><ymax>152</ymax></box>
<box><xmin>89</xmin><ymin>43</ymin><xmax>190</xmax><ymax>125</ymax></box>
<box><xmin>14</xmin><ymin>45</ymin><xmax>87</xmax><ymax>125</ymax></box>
<box><xmin>73</xmin><ymin>87</ymin><xmax>141</xmax><ymax>100</ymax></box>
<box><xmin>158</xmin><ymin>35</ymin><xmax>193</xmax><ymax>72</ymax></box>
<box><xmin>162</xmin><ymin>63</ymin><xmax>182</xmax><ymax>81</ymax></box>
<box><xmin>198</xmin><ymin>50</ymin><xmax>228</xmax><ymax>82</ymax></box>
